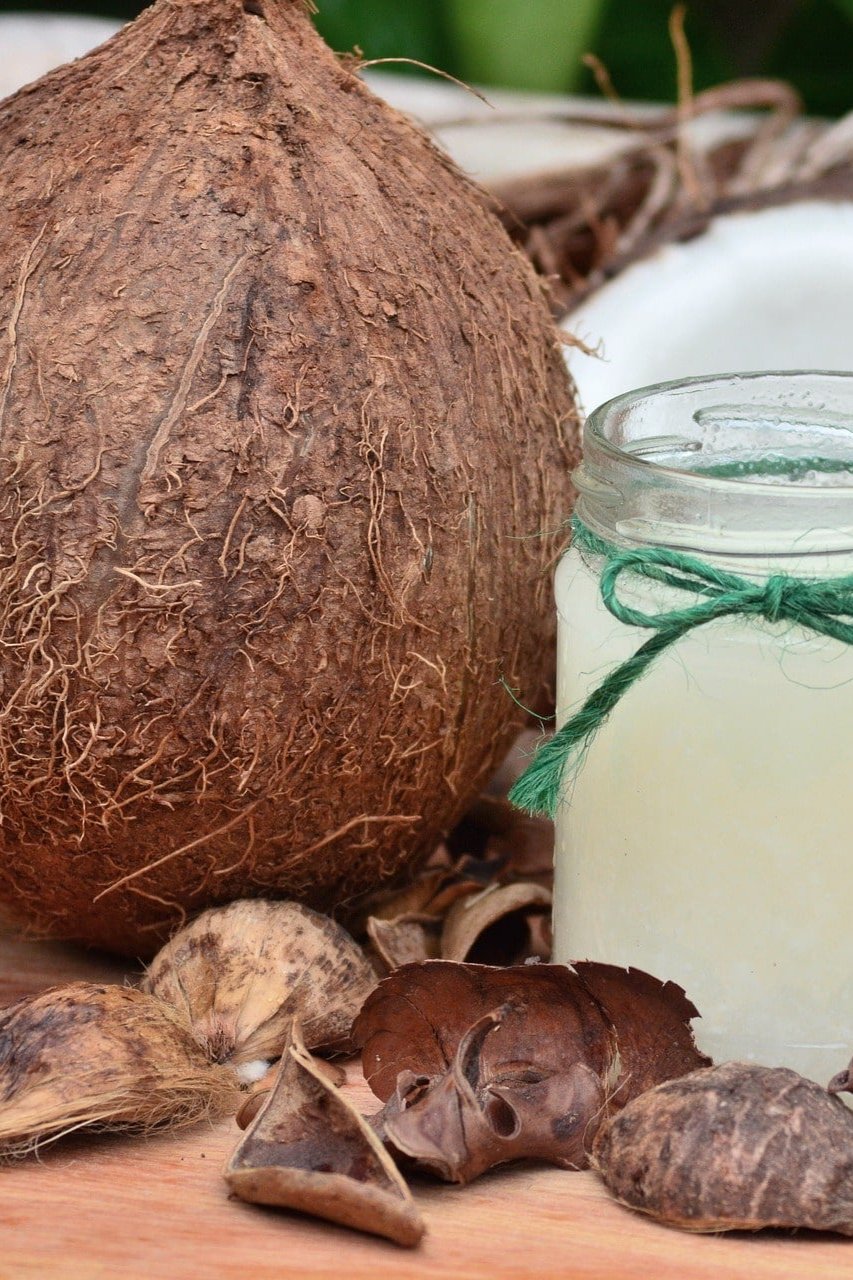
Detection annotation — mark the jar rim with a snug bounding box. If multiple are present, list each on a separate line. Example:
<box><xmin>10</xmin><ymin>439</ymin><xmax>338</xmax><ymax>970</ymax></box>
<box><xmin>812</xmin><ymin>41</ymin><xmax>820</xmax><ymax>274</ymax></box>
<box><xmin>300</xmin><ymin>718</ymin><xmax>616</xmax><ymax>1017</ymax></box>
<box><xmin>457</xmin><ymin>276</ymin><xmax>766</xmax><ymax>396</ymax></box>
<box><xmin>576</xmin><ymin>371</ymin><xmax>853</xmax><ymax>559</ymax></box>
<box><xmin>585</xmin><ymin>370</ymin><xmax>853</xmax><ymax>496</ymax></box>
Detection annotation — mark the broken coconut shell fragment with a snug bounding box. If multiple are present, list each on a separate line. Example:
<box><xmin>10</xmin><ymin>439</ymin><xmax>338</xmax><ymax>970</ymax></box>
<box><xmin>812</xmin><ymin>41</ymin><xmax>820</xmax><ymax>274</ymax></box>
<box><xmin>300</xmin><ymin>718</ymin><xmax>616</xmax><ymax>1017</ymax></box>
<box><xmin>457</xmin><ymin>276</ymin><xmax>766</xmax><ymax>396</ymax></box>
<box><xmin>0</xmin><ymin>983</ymin><xmax>240</xmax><ymax>1157</ymax></box>
<box><xmin>358</xmin><ymin>793</ymin><xmax>556</xmax><ymax>974</ymax></box>
<box><xmin>354</xmin><ymin>960</ymin><xmax>708</xmax><ymax>1184</ymax></box>
<box><xmin>440</xmin><ymin>882</ymin><xmax>552</xmax><ymax>965</ymax></box>
<box><xmin>372</xmin><ymin>1005</ymin><xmax>606</xmax><ymax>1184</ymax></box>
<box><xmin>225</xmin><ymin>1022</ymin><xmax>424</xmax><ymax>1248</ymax></box>
<box><xmin>828</xmin><ymin>1054</ymin><xmax>853</xmax><ymax>1095</ymax></box>
<box><xmin>592</xmin><ymin>1062</ymin><xmax>853</xmax><ymax>1235</ymax></box>
<box><xmin>143</xmin><ymin>901</ymin><xmax>376</xmax><ymax>1076</ymax></box>
<box><xmin>366</xmin><ymin>880</ymin><xmax>551</xmax><ymax>972</ymax></box>
<box><xmin>234</xmin><ymin>1056</ymin><xmax>346</xmax><ymax>1132</ymax></box>
<box><xmin>366</xmin><ymin>914</ymin><xmax>442</xmax><ymax>971</ymax></box>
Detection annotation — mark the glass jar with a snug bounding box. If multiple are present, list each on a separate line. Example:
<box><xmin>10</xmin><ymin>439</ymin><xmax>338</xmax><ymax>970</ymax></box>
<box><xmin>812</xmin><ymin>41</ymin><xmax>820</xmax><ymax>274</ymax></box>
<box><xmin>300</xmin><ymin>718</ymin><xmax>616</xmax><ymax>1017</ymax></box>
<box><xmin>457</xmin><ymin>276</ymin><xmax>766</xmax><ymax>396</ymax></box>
<box><xmin>552</xmin><ymin>371</ymin><xmax>853</xmax><ymax>1083</ymax></box>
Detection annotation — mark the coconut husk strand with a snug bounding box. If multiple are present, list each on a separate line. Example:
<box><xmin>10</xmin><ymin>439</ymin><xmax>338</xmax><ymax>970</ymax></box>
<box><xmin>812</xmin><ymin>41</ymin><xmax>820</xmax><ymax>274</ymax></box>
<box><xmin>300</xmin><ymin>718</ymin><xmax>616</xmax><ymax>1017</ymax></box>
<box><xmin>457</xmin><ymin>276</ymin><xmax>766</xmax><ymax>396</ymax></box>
<box><xmin>0</xmin><ymin>0</ymin><xmax>577</xmax><ymax>953</ymax></box>
<box><xmin>0</xmin><ymin>984</ymin><xmax>241</xmax><ymax>1158</ymax></box>
<box><xmin>476</xmin><ymin>79</ymin><xmax>853</xmax><ymax>411</ymax></box>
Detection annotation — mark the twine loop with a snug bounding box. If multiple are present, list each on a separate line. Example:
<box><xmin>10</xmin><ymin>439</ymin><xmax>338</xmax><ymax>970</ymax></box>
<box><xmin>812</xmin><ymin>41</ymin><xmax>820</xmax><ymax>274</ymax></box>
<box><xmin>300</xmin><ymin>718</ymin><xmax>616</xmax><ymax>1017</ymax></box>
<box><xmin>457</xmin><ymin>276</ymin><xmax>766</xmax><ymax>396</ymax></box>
<box><xmin>509</xmin><ymin>519</ymin><xmax>853</xmax><ymax>819</ymax></box>
<box><xmin>599</xmin><ymin>547</ymin><xmax>853</xmax><ymax>642</ymax></box>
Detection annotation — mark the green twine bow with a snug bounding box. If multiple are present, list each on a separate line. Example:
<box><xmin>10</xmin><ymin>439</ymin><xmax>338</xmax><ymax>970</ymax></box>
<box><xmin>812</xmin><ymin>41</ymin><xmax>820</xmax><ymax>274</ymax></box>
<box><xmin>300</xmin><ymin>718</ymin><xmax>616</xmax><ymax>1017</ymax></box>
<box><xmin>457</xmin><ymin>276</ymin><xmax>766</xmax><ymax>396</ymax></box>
<box><xmin>508</xmin><ymin>518</ymin><xmax>853</xmax><ymax>819</ymax></box>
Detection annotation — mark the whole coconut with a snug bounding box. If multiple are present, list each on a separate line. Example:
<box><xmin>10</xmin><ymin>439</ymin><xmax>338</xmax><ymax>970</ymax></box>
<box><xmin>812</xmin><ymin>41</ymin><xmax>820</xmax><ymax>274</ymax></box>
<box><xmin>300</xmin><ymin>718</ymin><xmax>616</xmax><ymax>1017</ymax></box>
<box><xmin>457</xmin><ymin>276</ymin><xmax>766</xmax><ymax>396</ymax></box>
<box><xmin>0</xmin><ymin>0</ymin><xmax>577</xmax><ymax>953</ymax></box>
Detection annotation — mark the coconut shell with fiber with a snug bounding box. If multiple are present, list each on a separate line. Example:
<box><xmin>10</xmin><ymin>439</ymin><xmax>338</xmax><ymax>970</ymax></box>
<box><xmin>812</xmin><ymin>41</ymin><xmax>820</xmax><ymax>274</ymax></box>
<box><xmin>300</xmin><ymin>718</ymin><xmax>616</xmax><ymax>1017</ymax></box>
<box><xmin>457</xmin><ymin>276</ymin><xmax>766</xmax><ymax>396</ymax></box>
<box><xmin>0</xmin><ymin>0</ymin><xmax>577</xmax><ymax>953</ymax></box>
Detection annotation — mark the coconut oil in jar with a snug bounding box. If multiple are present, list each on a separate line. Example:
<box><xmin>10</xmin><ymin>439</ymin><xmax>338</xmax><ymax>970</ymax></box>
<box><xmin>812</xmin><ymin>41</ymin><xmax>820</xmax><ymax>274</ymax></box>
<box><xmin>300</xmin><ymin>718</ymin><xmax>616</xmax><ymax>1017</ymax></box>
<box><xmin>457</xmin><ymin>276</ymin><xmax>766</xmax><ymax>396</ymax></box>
<box><xmin>552</xmin><ymin>372</ymin><xmax>853</xmax><ymax>1083</ymax></box>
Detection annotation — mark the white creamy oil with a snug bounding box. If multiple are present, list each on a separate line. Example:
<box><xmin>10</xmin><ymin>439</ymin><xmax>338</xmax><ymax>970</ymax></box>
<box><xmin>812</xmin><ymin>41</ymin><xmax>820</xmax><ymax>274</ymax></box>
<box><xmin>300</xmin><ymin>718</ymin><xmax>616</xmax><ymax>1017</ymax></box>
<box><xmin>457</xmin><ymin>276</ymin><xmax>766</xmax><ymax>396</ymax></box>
<box><xmin>550</xmin><ymin>374</ymin><xmax>853</xmax><ymax>1084</ymax></box>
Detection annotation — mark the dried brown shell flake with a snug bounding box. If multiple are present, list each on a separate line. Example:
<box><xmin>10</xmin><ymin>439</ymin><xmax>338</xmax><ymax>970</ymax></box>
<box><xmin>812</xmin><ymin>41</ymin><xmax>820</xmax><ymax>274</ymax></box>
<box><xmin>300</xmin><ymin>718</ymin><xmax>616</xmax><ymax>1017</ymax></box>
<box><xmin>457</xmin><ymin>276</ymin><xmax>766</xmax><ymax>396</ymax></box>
<box><xmin>360</xmin><ymin>785</ymin><xmax>555</xmax><ymax>973</ymax></box>
<box><xmin>593</xmin><ymin>1062</ymin><xmax>853</xmax><ymax>1235</ymax></box>
<box><xmin>366</xmin><ymin>914</ymin><xmax>442</xmax><ymax>971</ymax></box>
<box><xmin>0</xmin><ymin>983</ymin><xmax>240</xmax><ymax>1157</ymax></box>
<box><xmin>355</xmin><ymin>961</ymin><xmax>708</xmax><ymax>1184</ymax></box>
<box><xmin>440</xmin><ymin>882</ymin><xmax>552</xmax><ymax>964</ymax></box>
<box><xmin>144</xmin><ymin>900</ymin><xmax>376</xmax><ymax>1079</ymax></box>
<box><xmin>226</xmin><ymin>1022</ymin><xmax>424</xmax><ymax>1248</ymax></box>
<box><xmin>366</xmin><ymin>881</ymin><xmax>551</xmax><ymax>971</ymax></box>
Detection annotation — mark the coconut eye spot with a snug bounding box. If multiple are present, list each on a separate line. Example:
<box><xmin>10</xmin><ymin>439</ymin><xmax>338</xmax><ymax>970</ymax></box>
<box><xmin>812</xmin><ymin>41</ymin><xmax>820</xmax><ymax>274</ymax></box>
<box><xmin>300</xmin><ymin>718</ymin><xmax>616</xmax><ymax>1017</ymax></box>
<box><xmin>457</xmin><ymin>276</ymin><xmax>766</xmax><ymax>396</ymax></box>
<box><xmin>243</xmin><ymin>1</ymin><xmax>265</xmax><ymax>17</ymax></box>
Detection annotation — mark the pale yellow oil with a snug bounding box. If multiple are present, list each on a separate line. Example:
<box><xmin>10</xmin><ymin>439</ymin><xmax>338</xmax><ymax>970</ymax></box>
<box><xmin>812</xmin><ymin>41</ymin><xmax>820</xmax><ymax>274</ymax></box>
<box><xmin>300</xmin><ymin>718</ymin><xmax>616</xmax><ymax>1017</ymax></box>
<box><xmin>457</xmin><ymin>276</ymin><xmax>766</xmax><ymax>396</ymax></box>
<box><xmin>554</xmin><ymin>545</ymin><xmax>853</xmax><ymax>1083</ymax></box>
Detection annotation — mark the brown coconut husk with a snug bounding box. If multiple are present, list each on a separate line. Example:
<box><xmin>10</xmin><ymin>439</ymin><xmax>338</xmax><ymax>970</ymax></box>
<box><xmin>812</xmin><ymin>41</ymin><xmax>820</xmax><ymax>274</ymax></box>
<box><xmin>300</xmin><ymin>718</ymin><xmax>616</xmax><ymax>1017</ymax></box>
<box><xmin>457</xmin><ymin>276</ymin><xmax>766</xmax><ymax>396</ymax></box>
<box><xmin>485</xmin><ymin>80</ymin><xmax>853</xmax><ymax>315</ymax></box>
<box><xmin>0</xmin><ymin>983</ymin><xmax>241</xmax><ymax>1158</ymax></box>
<box><xmin>225</xmin><ymin>1020</ymin><xmax>425</xmax><ymax>1247</ymax></box>
<box><xmin>0</xmin><ymin>0</ymin><xmax>577</xmax><ymax>954</ymax></box>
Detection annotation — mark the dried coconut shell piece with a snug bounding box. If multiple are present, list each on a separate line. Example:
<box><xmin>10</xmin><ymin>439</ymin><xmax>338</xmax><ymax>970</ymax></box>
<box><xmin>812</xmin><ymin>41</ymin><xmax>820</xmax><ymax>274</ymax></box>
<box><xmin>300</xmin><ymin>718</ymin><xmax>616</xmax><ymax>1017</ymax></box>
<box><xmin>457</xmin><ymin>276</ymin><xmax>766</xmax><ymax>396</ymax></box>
<box><xmin>828</xmin><ymin>1054</ymin><xmax>853</xmax><ymax>1095</ymax></box>
<box><xmin>356</xmin><ymin>961</ymin><xmax>706</xmax><ymax>1105</ymax></box>
<box><xmin>366</xmin><ymin>914</ymin><xmax>441</xmax><ymax>971</ymax></box>
<box><xmin>354</xmin><ymin>961</ymin><xmax>708</xmax><ymax>1184</ymax></box>
<box><xmin>235</xmin><ymin>1055</ymin><xmax>346</xmax><ymax>1131</ymax></box>
<box><xmin>571</xmin><ymin>961</ymin><xmax>708</xmax><ymax>1103</ymax></box>
<box><xmin>144</xmin><ymin>901</ymin><xmax>376</xmax><ymax>1074</ymax></box>
<box><xmin>355</xmin><ymin>773</ymin><xmax>556</xmax><ymax>973</ymax></box>
<box><xmin>358</xmin><ymin>865</ymin><xmax>480</xmax><ymax>930</ymax></box>
<box><xmin>0</xmin><ymin>983</ymin><xmax>240</xmax><ymax>1157</ymax></box>
<box><xmin>440</xmin><ymin>882</ymin><xmax>552</xmax><ymax>964</ymax></box>
<box><xmin>374</xmin><ymin>1006</ymin><xmax>606</xmax><ymax>1184</ymax></box>
<box><xmin>225</xmin><ymin>1023</ymin><xmax>424</xmax><ymax>1248</ymax></box>
<box><xmin>592</xmin><ymin>1062</ymin><xmax>853</xmax><ymax>1235</ymax></box>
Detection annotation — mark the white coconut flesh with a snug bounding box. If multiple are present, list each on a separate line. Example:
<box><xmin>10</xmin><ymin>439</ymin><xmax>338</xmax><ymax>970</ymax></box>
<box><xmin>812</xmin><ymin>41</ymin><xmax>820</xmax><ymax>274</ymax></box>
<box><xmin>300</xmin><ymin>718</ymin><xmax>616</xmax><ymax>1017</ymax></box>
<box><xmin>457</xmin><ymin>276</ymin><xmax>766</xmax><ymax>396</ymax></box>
<box><xmin>0</xmin><ymin>13</ymin><xmax>123</xmax><ymax>99</ymax></box>
<box><xmin>564</xmin><ymin>200</ymin><xmax>853</xmax><ymax>416</ymax></box>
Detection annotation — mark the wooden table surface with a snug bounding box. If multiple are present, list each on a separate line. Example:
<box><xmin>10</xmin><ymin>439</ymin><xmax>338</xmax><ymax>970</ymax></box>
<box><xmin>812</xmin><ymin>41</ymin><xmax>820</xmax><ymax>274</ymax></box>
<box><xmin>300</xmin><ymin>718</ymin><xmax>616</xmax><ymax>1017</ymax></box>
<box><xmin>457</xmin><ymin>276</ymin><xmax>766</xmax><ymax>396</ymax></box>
<box><xmin>1</xmin><ymin>928</ymin><xmax>851</xmax><ymax>1280</ymax></box>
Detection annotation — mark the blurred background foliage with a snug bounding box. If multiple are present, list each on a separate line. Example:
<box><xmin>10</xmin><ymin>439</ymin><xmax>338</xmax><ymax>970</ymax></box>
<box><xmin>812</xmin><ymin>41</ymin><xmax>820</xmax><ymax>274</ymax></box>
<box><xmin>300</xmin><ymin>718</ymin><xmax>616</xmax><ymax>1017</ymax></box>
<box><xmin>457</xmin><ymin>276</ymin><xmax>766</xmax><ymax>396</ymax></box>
<box><xmin>3</xmin><ymin>0</ymin><xmax>851</xmax><ymax>115</ymax></box>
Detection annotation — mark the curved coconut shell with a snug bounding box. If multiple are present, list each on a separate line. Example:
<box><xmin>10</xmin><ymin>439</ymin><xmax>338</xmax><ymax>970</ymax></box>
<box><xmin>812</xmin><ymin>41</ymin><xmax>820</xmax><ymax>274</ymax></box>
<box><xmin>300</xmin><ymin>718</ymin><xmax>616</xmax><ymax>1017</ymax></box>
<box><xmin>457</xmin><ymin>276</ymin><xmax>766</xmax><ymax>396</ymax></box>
<box><xmin>592</xmin><ymin>1063</ymin><xmax>853</xmax><ymax>1235</ymax></box>
<box><xmin>0</xmin><ymin>0</ymin><xmax>577</xmax><ymax>952</ymax></box>
<box><xmin>143</xmin><ymin>899</ymin><xmax>376</xmax><ymax>1064</ymax></box>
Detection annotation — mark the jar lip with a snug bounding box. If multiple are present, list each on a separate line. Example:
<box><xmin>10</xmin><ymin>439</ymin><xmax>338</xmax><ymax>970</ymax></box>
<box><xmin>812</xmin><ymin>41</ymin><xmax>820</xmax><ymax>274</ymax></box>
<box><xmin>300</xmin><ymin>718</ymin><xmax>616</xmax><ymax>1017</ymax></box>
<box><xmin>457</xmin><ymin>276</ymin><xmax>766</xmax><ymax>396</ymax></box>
<box><xmin>585</xmin><ymin>369</ymin><xmax>853</xmax><ymax>497</ymax></box>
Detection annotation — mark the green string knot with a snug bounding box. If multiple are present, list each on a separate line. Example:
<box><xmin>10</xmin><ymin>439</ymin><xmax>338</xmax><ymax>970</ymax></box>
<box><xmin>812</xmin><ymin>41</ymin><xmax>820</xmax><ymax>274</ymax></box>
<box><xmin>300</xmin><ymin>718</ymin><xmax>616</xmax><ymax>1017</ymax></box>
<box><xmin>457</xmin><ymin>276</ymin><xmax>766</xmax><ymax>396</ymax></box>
<box><xmin>761</xmin><ymin>576</ymin><xmax>790</xmax><ymax>622</ymax></box>
<box><xmin>508</xmin><ymin>518</ymin><xmax>853</xmax><ymax>820</ymax></box>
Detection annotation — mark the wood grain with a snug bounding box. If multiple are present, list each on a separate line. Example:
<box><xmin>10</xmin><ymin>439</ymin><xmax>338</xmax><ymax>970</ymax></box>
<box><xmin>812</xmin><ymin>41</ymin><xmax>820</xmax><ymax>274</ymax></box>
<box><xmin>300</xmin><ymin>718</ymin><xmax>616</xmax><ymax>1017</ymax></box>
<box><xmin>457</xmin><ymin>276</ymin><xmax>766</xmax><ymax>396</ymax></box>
<box><xmin>1</xmin><ymin>929</ymin><xmax>851</xmax><ymax>1280</ymax></box>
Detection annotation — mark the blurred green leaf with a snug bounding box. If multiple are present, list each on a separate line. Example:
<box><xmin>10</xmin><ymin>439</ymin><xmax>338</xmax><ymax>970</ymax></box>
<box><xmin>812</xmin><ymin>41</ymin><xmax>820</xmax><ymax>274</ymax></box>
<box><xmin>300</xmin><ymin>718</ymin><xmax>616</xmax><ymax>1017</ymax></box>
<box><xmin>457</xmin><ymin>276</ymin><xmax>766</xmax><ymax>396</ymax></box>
<box><xmin>0</xmin><ymin>0</ymin><xmax>848</xmax><ymax>116</ymax></box>
<box><xmin>765</xmin><ymin>0</ymin><xmax>853</xmax><ymax>116</ymax></box>
<box><xmin>442</xmin><ymin>0</ymin><xmax>607</xmax><ymax>92</ymax></box>
<box><xmin>580</xmin><ymin>0</ymin><xmax>734</xmax><ymax>103</ymax></box>
<box><xmin>314</xmin><ymin>0</ymin><xmax>449</xmax><ymax>70</ymax></box>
